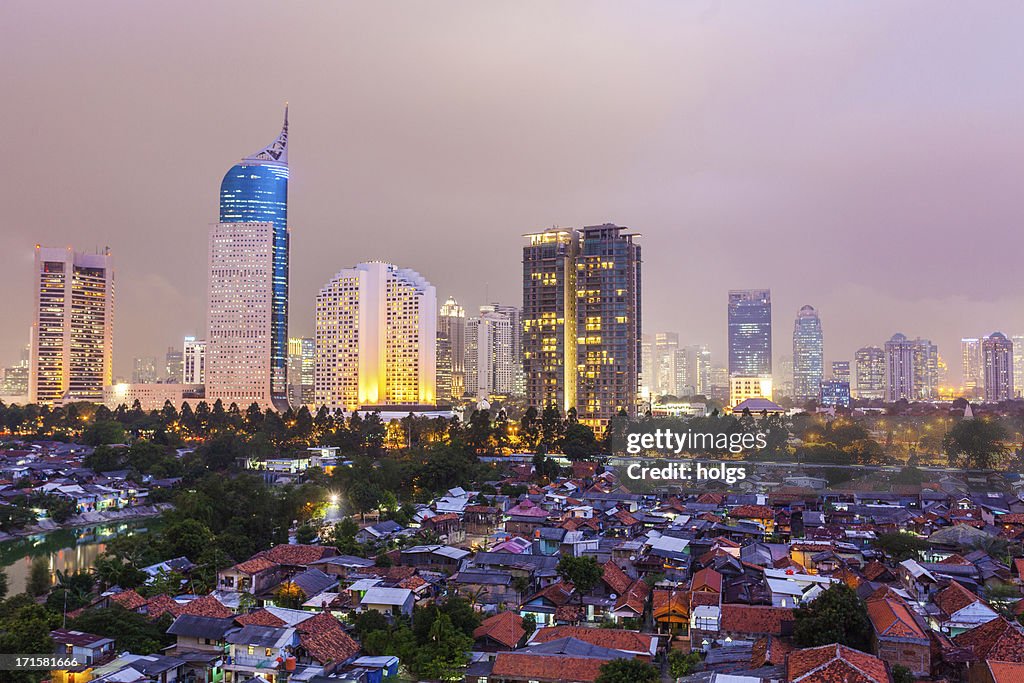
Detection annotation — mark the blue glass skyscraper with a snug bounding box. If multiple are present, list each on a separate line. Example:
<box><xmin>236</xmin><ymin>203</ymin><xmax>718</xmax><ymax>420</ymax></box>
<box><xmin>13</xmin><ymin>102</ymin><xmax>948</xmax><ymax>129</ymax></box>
<box><xmin>219</xmin><ymin>106</ymin><xmax>290</xmax><ymax>411</ymax></box>
<box><xmin>728</xmin><ymin>289</ymin><xmax>772</xmax><ymax>377</ymax></box>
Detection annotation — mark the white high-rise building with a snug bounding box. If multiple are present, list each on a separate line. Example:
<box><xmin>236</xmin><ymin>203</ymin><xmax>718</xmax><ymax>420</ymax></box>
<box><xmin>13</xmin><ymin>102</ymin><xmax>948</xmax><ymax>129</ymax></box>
<box><xmin>982</xmin><ymin>332</ymin><xmax>1014</xmax><ymax>403</ymax></box>
<box><xmin>884</xmin><ymin>334</ymin><xmax>915</xmax><ymax>402</ymax></box>
<box><xmin>855</xmin><ymin>346</ymin><xmax>885</xmax><ymax>400</ymax></box>
<box><xmin>29</xmin><ymin>246</ymin><xmax>114</xmax><ymax>405</ymax></box>
<box><xmin>437</xmin><ymin>297</ymin><xmax>466</xmax><ymax>402</ymax></box>
<box><xmin>287</xmin><ymin>337</ymin><xmax>314</xmax><ymax>409</ymax></box>
<box><xmin>183</xmin><ymin>337</ymin><xmax>206</xmax><ymax>385</ymax></box>
<box><xmin>465</xmin><ymin>308</ymin><xmax>514</xmax><ymax>399</ymax></box>
<box><xmin>315</xmin><ymin>262</ymin><xmax>436</xmax><ymax>411</ymax></box>
<box><xmin>961</xmin><ymin>337</ymin><xmax>983</xmax><ymax>395</ymax></box>
<box><xmin>1013</xmin><ymin>335</ymin><xmax>1024</xmax><ymax>398</ymax></box>
<box><xmin>486</xmin><ymin>303</ymin><xmax>524</xmax><ymax>395</ymax></box>
<box><xmin>205</xmin><ymin>222</ymin><xmax>275</xmax><ymax>408</ymax></box>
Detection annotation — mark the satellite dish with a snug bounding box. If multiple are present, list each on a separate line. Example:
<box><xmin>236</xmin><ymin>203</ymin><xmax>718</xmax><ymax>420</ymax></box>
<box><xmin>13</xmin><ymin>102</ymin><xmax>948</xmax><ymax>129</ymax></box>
<box><xmin>609</xmin><ymin>593</ymin><xmax>617</xmax><ymax>600</ymax></box>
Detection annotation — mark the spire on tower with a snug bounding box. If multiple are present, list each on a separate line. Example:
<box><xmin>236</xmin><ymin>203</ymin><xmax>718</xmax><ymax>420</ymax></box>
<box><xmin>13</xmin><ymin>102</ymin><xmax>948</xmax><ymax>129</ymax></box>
<box><xmin>243</xmin><ymin>104</ymin><xmax>289</xmax><ymax>165</ymax></box>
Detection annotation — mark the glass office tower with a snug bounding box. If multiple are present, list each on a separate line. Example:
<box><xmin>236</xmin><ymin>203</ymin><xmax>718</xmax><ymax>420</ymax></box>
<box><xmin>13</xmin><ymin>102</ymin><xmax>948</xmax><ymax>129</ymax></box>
<box><xmin>728</xmin><ymin>289</ymin><xmax>772</xmax><ymax>377</ymax></box>
<box><xmin>219</xmin><ymin>106</ymin><xmax>290</xmax><ymax>411</ymax></box>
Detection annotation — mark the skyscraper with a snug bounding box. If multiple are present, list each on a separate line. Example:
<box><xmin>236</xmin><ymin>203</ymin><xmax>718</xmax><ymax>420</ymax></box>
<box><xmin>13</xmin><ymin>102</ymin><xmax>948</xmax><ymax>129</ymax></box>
<box><xmin>982</xmin><ymin>332</ymin><xmax>1013</xmax><ymax>402</ymax></box>
<box><xmin>206</xmin><ymin>221</ymin><xmax>276</xmax><ymax>407</ymax></box>
<box><xmin>884</xmin><ymin>334</ymin><xmax>915</xmax><ymax>402</ymax></box>
<box><xmin>465</xmin><ymin>307</ymin><xmax>515</xmax><ymax>399</ymax></box>
<box><xmin>854</xmin><ymin>346</ymin><xmax>885</xmax><ymax>400</ymax></box>
<box><xmin>486</xmin><ymin>303</ymin><xmax>525</xmax><ymax>395</ymax></box>
<box><xmin>653</xmin><ymin>332</ymin><xmax>680</xmax><ymax>397</ymax></box>
<box><xmin>522</xmin><ymin>225</ymin><xmax>641</xmax><ymax>428</ymax></box>
<box><xmin>911</xmin><ymin>338</ymin><xmax>939</xmax><ymax>400</ymax></box>
<box><xmin>315</xmin><ymin>262</ymin><xmax>436</xmax><ymax>411</ymax></box>
<box><xmin>210</xmin><ymin>106</ymin><xmax>290</xmax><ymax>410</ymax></box>
<box><xmin>287</xmin><ymin>337</ymin><xmax>314</xmax><ymax>409</ymax></box>
<box><xmin>164</xmin><ymin>346</ymin><xmax>184</xmax><ymax>383</ymax></box>
<box><xmin>675</xmin><ymin>344</ymin><xmax>711</xmax><ymax>397</ymax></box>
<box><xmin>831</xmin><ymin>361</ymin><xmax>850</xmax><ymax>382</ymax></box>
<box><xmin>523</xmin><ymin>228</ymin><xmax>579</xmax><ymax>414</ymax></box>
<box><xmin>961</xmin><ymin>338</ymin><xmax>983</xmax><ymax>396</ymax></box>
<box><xmin>132</xmin><ymin>357</ymin><xmax>158</xmax><ymax>384</ymax></box>
<box><xmin>29</xmin><ymin>246</ymin><xmax>114</xmax><ymax>405</ymax></box>
<box><xmin>1013</xmin><ymin>335</ymin><xmax>1024</xmax><ymax>398</ymax></box>
<box><xmin>792</xmin><ymin>305</ymin><xmax>824</xmax><ymax>402</ymax></box>
<box><xmin>728</xmin><ymin>290</ymin><xmax>772</xmax><ymax>378</ymax></box>
<box><xmin>183</xmin><ymin>337</ymin><xmax>206</xmax><ymax>385</ymax></box>
<box><xmin>437</xmin><ymin>297</ymin><xmax>466</xmax><ymax>403</ymax></box>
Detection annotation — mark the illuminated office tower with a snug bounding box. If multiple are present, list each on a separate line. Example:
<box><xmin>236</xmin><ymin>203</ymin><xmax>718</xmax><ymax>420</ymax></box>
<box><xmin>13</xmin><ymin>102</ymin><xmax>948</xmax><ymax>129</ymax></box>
<box><xmin>961</xmin><ymin>338</ymin><xmax>983</xmax><ymax>396</ymax></box>
<box><xmin>982</xmin><ymin>332</ymin><xmax>1014</xmax><ymax>402</ymax></box>
<box><xmin>183</xmin><ymin>337</ymin><xmax>206</xmax><ymax>385</ymax></box>
<box><xmin>465</xmin><ymin>308</ymin><xmax>514</xmax><ymax>399</ymax></box>
<box><xmin>674</xmin><ymin>344</ymin><xmax>710</xmax><ymax>397</ymax></box>
<box><xmin>206</xmin><ymin>222</ymin><xmax>275</xmax><ymax>407</ymax></box>
<box><xmin>884</xmin><ymin>334</ymin><xmax>915</xmax><ymax>402</ymax></box>
<box><xmin>854</xmin><ymin>347</ymin><xmax>885</xmax><ymax>400</ymax></box>
<box><xmin>831</xmin><ymin>361</ymin><xmax>850</xmax><ymax>382</ymax></box>
<box><xmin>211</xmin><ymin>106</ymin><xmax>290</xmax><ymax>411</ymax></box>
<box><xmin>1</xmin><ymin>345</ymin><xmax>30</xmax><ymax>398</ymax></box>
<box><xmin>728</xmin><ymin>290</ymin><xmax>772</xmax><ymax>377</ymax></box>
<box><xmin>287</xmin><ymin>337</ymin><xmax>314</xmax><ymax>409</ymax></box>
<box><xmin>522</xmin><ymin>225</ymin><xmax>641</xmax><ymax>427</ymax></box>
<box><xmin>29</xmin><ymin>246</ymin><xmax>114</xmax><ymax>405</ymax></box>
<box><xmin>652</xmin><ymin>332</ymin><xmax>679</xmax><ymax>397</ymax></box>
<box><xmin>911</xmin><ymin>338</ymin><xmax>939</xmax><ymax>399</ymax></box>
<box><xmin>1013</xmin><ymin>335</ymin><xmax>1024</xmax><ymax>398</ymax></box>
<box><xmin>523</xmin><ymin>228</ymin><xmax>580</xmax><ymax>414</ymax></box>
<box><xmin>486</xmin><ymin>303</ymin><xmax>525</xmax><ymax>395</ymax></box>
<box><xmin>792</xmin><ymin>305</ymin><xmax>824</xmax><ymax>402</ymax></box>
<box><xmin>315</xmin><ymin>262</ymin><xmax>436</xmax><ymax>411</ymax></box>
<box><xmin>775</xmin><ymin>356</ymin><xmax>794</xmax><ymax>400</ymax></box>
<box><xmin>132</xmin><ymin>357</ymin><xmax>158</xmax><ymax>384</ymax></box>
<box><xmin>437</xmin><ymin>297</ymin><xmax>466</xmax><ymax>402</ymax></box>
<box><xmin>165</xmin><ymin>346</ymin><xmax>184</xmax><ymax>383</ymax></box>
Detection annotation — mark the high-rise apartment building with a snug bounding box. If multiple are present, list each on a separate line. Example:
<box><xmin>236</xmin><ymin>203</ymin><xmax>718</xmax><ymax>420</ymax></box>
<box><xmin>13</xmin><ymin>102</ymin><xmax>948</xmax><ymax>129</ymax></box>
<box><xmin>884</xmin><ymin>334</ymin><xmax>915</xmax><ymax>402</ymax></box>
<box><xmin>911</xmin><ymin>338</ymin><xmax>939</xmax><ymax>400</ymax></box>
<box><xmin>207</xmin><ymin>107</ymin><xmax>290</xmax><ymax>410</ymax></box>
<box><xmin>674</xmin><ymin>344</ymin><xmax>711</xmax><ymax>397</ymax></box>
<box><xmin>132</xmin><ymin>357</ymin><xmax>158</xmax><ymax>384</ymax></box>
<box><xmin>437</xmin><ymin>297</ymin><xmax>466</xmax><ymax>403</ymax></box>
<box><xmin>315</xmin><ymin>262</ymin><xmax>436</xmax><ymax>411</ymax></box>
<box><xmin>728</xmin><ymin>289</ymin><xmax>772</xmax><ymax>378</ymax></box>
<box><xmin>854</xmin><ymin>346</ymin><xmax>885</xmax><ymax>400</ymax></box>
<box><xmin>486</xmin><ymin>303</ymin><xmax>525</xmax><ymax>395</ymax></box>
<box><xmin>961</xmin><ymin>337</ymin><xmax>983</xmax><ymax>395</ymax></box>
<box><xmin>183</xmin><ymin>337</ymin><xmax>206</xmax><ymax>385</ymax></box>
<box><xmin>287</xmin><ymin>337</ymin><xmax>314</xmax><ymax>409</ymax></box>
<box><xmin>465</xmin><ymin>308</ymin><xmax>515</xmax><ymax>399</ymax></box>
<box><xmin>29</xmin><ymin>246</ymin><xmax>114</xmax><ymax>405</ymax></box>
<box><xmin>522</xmin><ymin>225</ymin><xmax>641</xmax><ymax>428</ymax></box>
<box><xmin>2</xmin><ymin>344</ymin><xmax>31</xmax><ymax>398</ymax></box>
<box><xmin>651</xmin><ymin>332</ymin><xmax>679</xmax><ymax>398</ymax></box>
<box><xmin>792</xmin><ymin>305</ymin><xmax>824</xmax><ymax>402</ymax></box>
<box><xmin>982</xmin><ymin>332</ymin><xmax>1014</xmax><ymax>402</ymax></box>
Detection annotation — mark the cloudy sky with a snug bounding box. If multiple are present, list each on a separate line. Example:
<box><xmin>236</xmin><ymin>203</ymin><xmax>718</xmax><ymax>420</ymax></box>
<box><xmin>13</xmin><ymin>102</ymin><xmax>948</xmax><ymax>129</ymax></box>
<box><xmin>3</xmin><ymin>1</ymin><xmax>1023</xmax><ymax>384</ymax></box>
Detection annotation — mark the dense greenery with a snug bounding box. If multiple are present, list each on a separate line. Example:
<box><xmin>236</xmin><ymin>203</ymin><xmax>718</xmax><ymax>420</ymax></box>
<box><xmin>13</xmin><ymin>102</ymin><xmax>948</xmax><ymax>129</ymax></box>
<box><xmin>0</xmin><ymin>594</ymin><xmax>60</xmax><ymax>683</ymax></box>
<box><xmin>792</xmin><ymin>584</ymin><xmax>872</xmax><ymax>652</ymax></box>
<box><xmin>943</xmin><ymin>417</ymin><xmax>1009</xmax><ymax>470</ymax></box>
<box><xmin>595</xmin><ymin>658</ymin><xmax>660</xmax><ymax>683</ymax></box>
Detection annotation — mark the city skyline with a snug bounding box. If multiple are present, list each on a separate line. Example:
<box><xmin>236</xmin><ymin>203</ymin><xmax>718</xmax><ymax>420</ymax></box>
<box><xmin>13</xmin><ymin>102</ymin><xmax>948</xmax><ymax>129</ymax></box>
<box><xmin>5</xmin><ymin>3</ymin><xmax>1024</xmax><ymax>385</ymax></box>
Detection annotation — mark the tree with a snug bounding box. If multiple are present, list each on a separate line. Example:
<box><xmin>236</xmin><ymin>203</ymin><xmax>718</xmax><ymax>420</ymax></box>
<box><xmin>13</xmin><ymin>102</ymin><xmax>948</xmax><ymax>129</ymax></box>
<box><xmin>160</xmin><ymin>518</ymin><xmax>214</xmax><ymax>560</ymax></box>
<box><xmin>668</xmin><ymin>650</ymin><xmax>702</xmax><ymax>678</ymax></box>
<box><xmin>68</xmin><ymin>605</ymin><xmax>173</xmax><ymax>654</ymax></box>
<box><xmin>521</xmin><ymin>612</ymin><xmax>537</xmax><ymax>635</ymax></box>
<box><xmin>0</xmin><ymin>595</ymin><xmax>59</xmax><ymax>682</ymax></box>
<box><xmin>274</xmin><ymin>581</ymin><xmax>305</xmax><ymax>609</ymax></box>
<box><xmin>595</xmin><ymin>658</ymin><xmax>659</xmax><ymax>683</ymax></box>
<box><xmin>353</xmin><ymin>609</ymin><xmax>389</xmax><ymax>638</ymax></box>
<box><xmin>556</xmin><ymin>555</ymin><xmax>602</xmax><ymax>605</ymax></box>
<box><xmin>792</xmin><ymin>584</ymin><xmax>872</xmax><ymax>652</ymax></box>
<box><xmin>0</xmin><ymin>570</ymin><xmax>7</xmax><ymax>600</ymax></box>
<box><xmin>27</xmin><ymin>557</ymin><xmax>50</xmax><ymax>596</ymax></box>
<box><xmin>892</xmin><ymin>664</ymin><xmax>913</xmax><ymax>683</ymax></box>
<box><xmin>413</xmin><ymin>613</ymin><xmax>472</xmax><ymax>681</ymax></box>
<box><xmin>873</xmin><ymin>532</ymin><xmax>930</xmax><ymax>562</ymax></box>
<box><xmin>944</xmin><ymin>417</ymin><xmax>1008</xmax><ymax>469</ymax></box>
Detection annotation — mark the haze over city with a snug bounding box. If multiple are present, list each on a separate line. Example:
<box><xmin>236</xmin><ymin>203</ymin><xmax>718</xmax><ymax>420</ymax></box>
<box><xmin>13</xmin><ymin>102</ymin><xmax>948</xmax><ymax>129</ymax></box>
<box><xmin>4</xmin><ymin>1</ymin><xmax>1024</xmax><ymax>383</ymax></box>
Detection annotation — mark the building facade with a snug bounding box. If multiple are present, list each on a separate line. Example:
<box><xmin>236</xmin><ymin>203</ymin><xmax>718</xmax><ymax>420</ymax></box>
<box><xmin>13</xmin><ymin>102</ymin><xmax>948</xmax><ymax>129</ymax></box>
<box><xmin>728</xmin><ymin>289</ymin><xmax>772</xmax><ymax>377</ymax></box>
<box><xmin>209</xmin><ymin>107</ymin><xmax>290</xmax><ymax>411</ymax></box>
<box><xmin>465</xmin><ymin>308</ymin><xmax>515</xmax><ymax>399</ymax></box>
<box><xmin>855</xmin><ymin>346</ymin><xmax>885</xmax><ymax>400</ymax></box>
<box><xmin>437</xmin><ymin>297</ymin><xmax>466</xmax><ymax>403</ymax></box>
<box><xmin>287</xmin><ymin>337</ymin><xmax>314</xmax><ymax>409</ymax></box>
<box><xmin>961</xmin><ymin>337</ymin><xmax>983</xmax><ymax>397</ymax></box>
<box><xmin>486</xmin><ymin>303</ymin><xmax>525</xmax><ymax>395</ymax></box>
<box><xmin>884</xmin><ymin>334</ymin><xmax>915</xmax><ymax>402</ymax></box>
<box><xmin>29</xmin><ymin>246</ymin><xmax>114</xmax><ymax>405</ymax></box>
<box><xmin>182</xmin><ymin>337</ymin><xmax>206</xmax><ymax>385</ymax></box>
<box><xmin>792</xmin><ymin>305</ymin><xmax>824</xmax><ymax>402</ymax></box>
<box><xmin>982</xmin><ymin>332</ymin><xmax>1014</xmax><ymax>402</ymax></box>
<box><xmin>315</xmin><ymin>262</ymin><xmax>436</xmax><ymax>411</ymax></box>
<box><xmin>131</xmin><ymin>357</ymin><xmax>158</xmax><ymax>384</ymax></box>
<box><xmin>831</xmin><ymin>360</ymin><xmax>850</xmax><ymax>382</ymax></box>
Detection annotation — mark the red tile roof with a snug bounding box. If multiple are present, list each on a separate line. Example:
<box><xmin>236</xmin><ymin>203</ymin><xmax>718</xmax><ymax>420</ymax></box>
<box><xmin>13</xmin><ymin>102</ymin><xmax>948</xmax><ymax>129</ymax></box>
<box><xmin>296</xmin><ymin>611</ymin><xmax>344</xmax><ymax>635</ymax></box>
<box><xmin>491</xmin><ymin>653</ymin><xmax>609</xmax><ymax>683</ymax></box>
<box><xmin>528</xmin><ymin>581</ymin><xmax>575</xmax><ymax>607</ymax></box>
<box><xmin>109</xmin><ymin>589</ymin><xmax>147</xmax><ymax>611</ymax></box>
<box><xmin>474</xmin><ymin>611</ymin><xmax>527</xmax><ymax>649</ymax></box>
<box><xmin>866</xmin><ymin>596</ymin><xmax>927</xmax><ymax>640</ymax></box>
<box><xmin>142</xmin><ymin>594</ymin><xmax>183</xmax><ymax>620</ymax></box>
<box><xmin>602</xmin><ymin>562</ymin><xmax>632</xmax><ymax>596</ymax></box>
<box><xmin>300</xmin><ymin>628</ymin><xmax>360</xmax><ymax>665</ymax></box>
<box><xmin>179</xmin><ymin>594</ymin><xmax>233</xmax><ymax>619</ymax></box>
<box><xmin>787</xmin><ymin>643</ymin><xmax>890</xmax><ymax>683</ymax></box>
<box><xmin>691</xmin><ymin>567</ymin><xmax>723</xmax><ymax>593</ymax></box>
<box><xmin>988</xmin><ymin>660</ymin><xmax>1024</xmax><ymax>683</ymax></box>
<box><xmin>730</xmin><ymin>504</ymin><xmax>775</xmax><ymax>519</ymax></box>
<box><xmin>613</xmin><ymin>579</ymin><xmax>649</xmax><ymax>616</ymax></box>
<box><xmin>236</xmin><ymin>609</ymin><xmax>287</xmax><ymax>627</ymax></box>
<box><xmin>233</xmin><ymin>555</ymin><xmax>279</xmax><ymax>575</ymax></box>
<box><xmin>861</xmin><ymin>561</ymin><xmax>894</xmax><ymax>582</ymax></box>
<box><xmin>953</xmin><ymin>617</ymin><xmax>1024</xmax><ymax>662</ymax></box>
<box><xmin>532</xmin><ymin>626</ymin><xmax>654</xmax><ymax>656</ymax></box>
<box><xmin>264</xmin><ymin>544</ymin><xmax>335</xmax><ymax>566</ymax></box>
<box><xmin>720</xmin><ymin>605</ymin><xmax>795</xmax><ymax>637</ymax></box>
<box><xmin>652</xmin><ymin>589</ymin><xmax>689</xmax><ymax>620</ymax></box>
<box><xmin>934</xmin><ymin>581</ymin><xmax>982</xmax><ymax>618</ymax></box>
